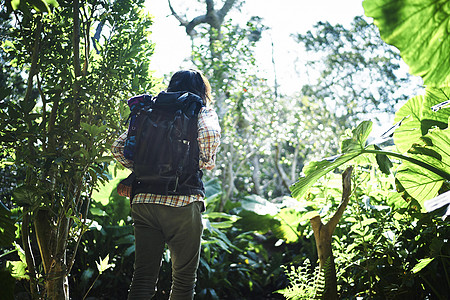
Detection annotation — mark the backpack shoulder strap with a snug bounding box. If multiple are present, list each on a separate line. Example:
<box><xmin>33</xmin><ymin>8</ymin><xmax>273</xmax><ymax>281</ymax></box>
<box><xmin>180</xmin><ymin>92</ymin><xmax>204</xmax><ymax>117</ymax></box>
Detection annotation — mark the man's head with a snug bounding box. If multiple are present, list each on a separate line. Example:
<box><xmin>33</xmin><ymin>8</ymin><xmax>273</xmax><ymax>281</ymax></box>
<box><xmin>167</xmin><ymin>69</ymin><xmax>213</xmax><ymax>105</ymax></box>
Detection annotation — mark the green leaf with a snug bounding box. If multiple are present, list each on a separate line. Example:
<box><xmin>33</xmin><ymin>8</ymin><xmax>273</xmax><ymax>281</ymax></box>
<box><xmin>341</xmin><ymin>120</ymin><xmax>373</xmax><ymax>152</ymax></box>
<box><xmin>235</xmin><ymin>210</ymin><xmax>280</xmax><ymax>234</ymax></box>
<box><xmin>96</xmin><ymin>254</ymin><xmax>114</xmax><ymax>274</ymax></box>
<box><xmin>12</xmin><ymin>185</ymin><xmax>40</xmax><ymax>206</ymax></box>
<box><xmin>28</xmin><ymin>0</ymin><xmax>50</xmax><ymax>12</ymax></box>
<box><xmin>204</xmin><ymin>212</ymin><xmax>240</xmax><ymax>223</ymax></box>
<box><xmin>240</xmin><ymin>194</ymin><xmax>279</xmax><ymax>215</ymax></box>
<box><xmin>408</xmin><ymin>144</ymin><xmax>442</xmax><ymax>160</ymax></box>
<box><xmin>6</xmin><ymin>260</ymin><xmax>29</xmax><ymax>280</ymax></box>
<box><xmin>291</xmin><ymin>121</ymin><xmax>372</xmax><ymax>199</ymax></box>
<box><xmin>43</xmin><ymin>0</ymin><xmax>59</xmax><ymax>8</ymax></box>
<box><xmin>386</xmin><ymin>191</ymin><xmax>408</xmax><ymax>210</ymax></box>
<box><xmin>396</xmin><ymin>126</ymin><xmax>450</xmax><ymax>206</ymax></box>
<box><xmin>92</xmin><ymin>166</ymin><xmax>131</xmax><ymax>206</ymax></box>
<box><xmin>361</xmin><ymin>217</ymin><xmax>378</xmax><ymax>226</ymax></box>
<box><xmin>424</xmin><ymin>127</ymin><xmax>450</xmax><ymax>168</ymax></box>
<box><xmin>272</xmin><ymin>208</ymin><xmax>304</xmax><ymax>243</ymax></box>
<box><xmin>290</xmin><ymin>152</ymin><xmax>359</xmax><ymax>200</ymax></box>
<box><xmin>396</xmin><ymin>162</ymin><xmax>443</xmax><ymax>208</ymax></box>
<box><xmin>375</xmin><ymin>144</ymin><xmax>393</xmax><ymax>174</ymax></box>
<box><xmin>95</xmin><ymin>156</ymin><xmax>113</xmax><ymax>163</ymax></box>
<box><xmin>411</xmin><ymin>257</ymin><xmax>435</xmax><ymax>274</ymax></box>
<box><xmin>394</xmin><ymin>87</ymin><xmax>449</xmax><ymax>153</ymax></box>
<box><xmin>90</xmin><ymin>207</ymin><xmax>108</xmax><ymax>217</ymax></box>
<box><xmin>11</xmin><ymin>0</ymin><xmax>21</xmax><ymax>10</ymax></box>
<box><xmin>363</xmin><ymin>0</ymin><xmax>450</xmax><ymax>87</ymax></box>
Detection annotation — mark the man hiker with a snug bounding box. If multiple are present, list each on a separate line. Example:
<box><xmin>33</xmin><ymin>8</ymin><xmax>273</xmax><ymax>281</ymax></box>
<box><xmin>112</xmin><ymin>69</ymin><xmax>221</xmax><ymax>299</ymax></box>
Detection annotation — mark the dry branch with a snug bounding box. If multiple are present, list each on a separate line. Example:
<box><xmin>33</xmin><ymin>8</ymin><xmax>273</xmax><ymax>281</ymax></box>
<box><xmin>310</xmin><ymin>166</ymin><xmax>353</xmax><ymax>299</ymax></box>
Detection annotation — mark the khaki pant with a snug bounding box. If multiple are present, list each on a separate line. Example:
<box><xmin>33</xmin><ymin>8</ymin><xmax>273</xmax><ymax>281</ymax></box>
<box><xmin>128</xmin><ymin>202</ymin><xmax>204</xmax><ymax>300</ymax></box>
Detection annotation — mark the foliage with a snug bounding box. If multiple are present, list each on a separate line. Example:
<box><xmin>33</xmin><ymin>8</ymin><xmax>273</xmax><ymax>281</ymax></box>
<box><xmin>286</xmin><ymin>0</ymin><xmax>450</xmax><ymax>298</ymax></box>
<box><xmin>393</xmin><ymin>87</ymin><xmax>449</xmax><ymax>153</ymax></box>
<box><xmin>363</xmin><ymin>0</ymin><xmax>450</xmax><ymax>87</ymax></box>
<box><xmin>191</xmin><ymin>18</ymin><xmax>277</xmax><ymax>202</ymax></box>
<box><xmin>0</xmin><ymin>0</ymin><xmax>156</xmax><ymax>298</ymax></box>
<box><xmin>334</xmin><ymin>169</ymin><xmax>450</xmax><ymax>299</ymax></box>
<box><xmin>190</xmin><ymin>179</ymin><xmax>298</xmax><ymax>299</ymax></box>
<box><xmin>291</xmin><ymin>116</ymin><xmax>450</xmax><ymax>208</ymax></box>
<box><xmin>294</xmin><ymin>16</ymin><xmax>416</xmax><ymax>128</ymax></box>
<box><xmin>276</xmin><ymin>259</ymin><xmax>325</xmax><ymax>300</ymax></box>
<box><xmin>285</xmin><ymin>164</ymin><xmax>450</xmax><ymax>299</ymax></box>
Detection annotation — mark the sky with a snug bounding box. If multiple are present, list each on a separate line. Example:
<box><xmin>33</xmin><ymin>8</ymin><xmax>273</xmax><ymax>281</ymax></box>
<box><xmin>144</xmin><ymin>0</ymin><xmax>366</xmax><ymax>93</ymax></box>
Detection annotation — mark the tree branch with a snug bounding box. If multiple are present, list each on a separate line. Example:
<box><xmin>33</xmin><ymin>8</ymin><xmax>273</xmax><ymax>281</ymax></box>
<box><xmin>205</xmin><ymin>0</ymin><xmax>215</xmax><ymax>13</ymax></box>
<box><xmin>24</xmin><ymin>15</ymin><xmax>42</xmax><ymax>104</ymax></box>
<box><xmin>274</xmin><ymin>144</ymin><xmax>292</xmax><ymax>191</ymax></box>
<box><xmin>22</xmin><ymin>211</ymin><xmax>40</xmax><ymax>299</ymax></box>
<box><xmin>217</xmin><ymin>0</ymin><xmax>237</xmax><ymax>22</ymax></box>
<box><xmin>34</xmin><ymin>209</ymin><xmax>53</xmax><ymax>275</ymax></box>
<box><xmin>167</xmin><ymin>0</ymin><xmax>189</xmax><ymax>26</ymax></box>
<box><xmin>310</xmin><ymin>166</ymin><xmax>352</xmax><ymax>300</ymax></box>
<box><xmin>168</xmin><ymin>0</ymin><xmax>238</xmax><ymax>35</ymax></box>
<box><xmin>251</xmin><ymin>156</ymin><xmax>262</xmax><ymax>195</ymax></box>
<box><xmin>186</xmin><ymin>15</ymin><xmax>208</xmax><ymax>36</ymax></box>
<box><xmin>327</xmin><ymin>166</ymin><xmax>353</xmax><ymax>231</ymax></box>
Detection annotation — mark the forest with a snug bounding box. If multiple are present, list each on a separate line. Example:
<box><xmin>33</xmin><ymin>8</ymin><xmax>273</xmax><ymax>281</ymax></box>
<box><xmin>0</xmin><ymin>0</ymin><xmax>449</xmax><ymax>299</ymax></box>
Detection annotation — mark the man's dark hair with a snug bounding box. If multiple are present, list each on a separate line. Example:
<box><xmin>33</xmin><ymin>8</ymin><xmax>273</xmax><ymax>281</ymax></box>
<box><xmin>167</xmin><ymin>69</ymin><xmax>212</xmax><ymax>105</ymax></box>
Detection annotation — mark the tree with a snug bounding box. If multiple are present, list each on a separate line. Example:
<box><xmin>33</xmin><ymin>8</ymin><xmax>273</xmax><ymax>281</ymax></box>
<box><xmin>168</xmin><ymin>0</ymin><xmax>241</xmax><ymax>117</ymax></box>
<box><xmin>293</xmin><ymin>16</ymin><xmax>417</xmax><ymax>128</ymax></box>
<box><xmin>0</xmin><ymin>1</ymin><xmax>155</xmax><ymax>298</ymax></box>
<box><xmin>271</xmin><ymin>16</ymin><xmax>417</xmax><ymax>198</ymax></box>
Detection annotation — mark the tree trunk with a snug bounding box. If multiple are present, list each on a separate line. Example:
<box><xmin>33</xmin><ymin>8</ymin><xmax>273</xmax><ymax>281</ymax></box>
<box><xmin>251</xmin><ymin>155</ymin><xmax>262</xmax><ymax>195</ymax></box>
<box><xmin>46</xmin><ymin>252</ymin><xmax>69</xmax><ymax>300</ymax></box>
<box><xmin>22</xmin><ymin>211</ymin><xmax>40</xmax><ymax>299</ymax></box>
<box><xmin>72</xmin><ymin>0</ymin><xmax>81</xmax><ymax>128</ymax></box>
<box><xmin>34</xmin><ymin>210</ymin><xmax>53</xmax><ymax>275</ymax></box>
<box><xmin>46</xmin><ymin>211</ymin><xmax>70</xmax><ymax>300</ymax></box>
<box><xmin>310</xmin><ymin>216</ymin><xmax>338</xmax><ymax>299</ymax></box>
<box><xmin>310</xmin><ymin>166</ymin><xmax>353</xmax><ymax>299</ymax></box>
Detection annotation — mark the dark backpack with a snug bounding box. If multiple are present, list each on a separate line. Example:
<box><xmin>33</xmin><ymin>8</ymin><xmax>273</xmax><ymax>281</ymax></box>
<box><xmin>123</xmin><ymin>91</ymin><xmax>204</xmax><ymax>197</ymax></box>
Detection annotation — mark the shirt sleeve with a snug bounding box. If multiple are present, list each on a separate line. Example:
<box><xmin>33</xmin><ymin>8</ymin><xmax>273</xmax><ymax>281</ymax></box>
<box><xmin>111</xmin><ymin>131</ymin><xmax>133</xmax><ymax>169</ymax></box>
<box><xmin>197</xmin><ymin>106</ymin><xmax>221</xmax><ymax>170</ymax></box>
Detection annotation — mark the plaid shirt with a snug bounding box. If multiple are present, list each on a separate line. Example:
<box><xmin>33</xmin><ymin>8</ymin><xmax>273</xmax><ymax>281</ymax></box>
<box><xmin>111</xmin><ymin>106</ymin><xmax>221</xmax><ymax>207</ymax></box>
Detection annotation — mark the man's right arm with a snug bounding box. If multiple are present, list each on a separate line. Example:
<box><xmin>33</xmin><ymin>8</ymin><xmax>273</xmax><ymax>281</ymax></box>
<box><xmin>197</xmin><ymin>107</ymin><xmax>221</xmax><ymax>170</ymax></box>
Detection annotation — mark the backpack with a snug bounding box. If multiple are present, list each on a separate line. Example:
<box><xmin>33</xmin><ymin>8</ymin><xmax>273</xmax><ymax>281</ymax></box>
<box><xmin>121</xmin><ymin>91</ymin><xmax>204</xmax><ymax>197</ymax></box>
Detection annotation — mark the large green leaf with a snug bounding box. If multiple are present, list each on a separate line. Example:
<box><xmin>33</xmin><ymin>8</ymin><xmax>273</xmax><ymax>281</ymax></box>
<box><xmin>291</xmin><ymin>121</ymin><xmax>372</xmax><ymax>199</ymax></box>
<box><xmin>393</xmin><ymin>87</ymin><xmax>449</xmax><ymax>153</ymax></box>
<box><xmin>290</xmin><ymin>152</ymin><xmax>359</xmax><ymax>200</ymax></box>
<box><xmin>363</xmin><ymin>0</ymin><xmax>450</xmax><ymax>87</ymax></box>
<box><xmin>240</xmin><ymin>194</ymin><xmax>279</xmax><ymax>215</ymax></box>
<box><xmin>396</xmin><ymin>126</ymin><xmax>450</xmax><ymax>207</ymax></box>
<box><xmin>396</xmin><ymin>161</ymin><xmax>444</xmax><ymax>207</ymax></box>
<box><xmin>272</xmin><ymin>208</ymin><xmax>305</xmax><ymax>243</ymax></box>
